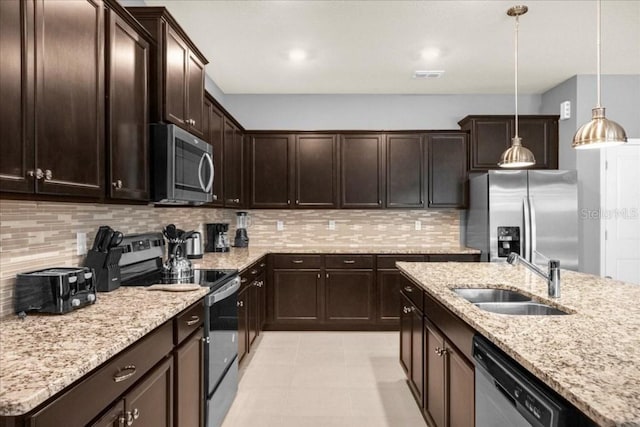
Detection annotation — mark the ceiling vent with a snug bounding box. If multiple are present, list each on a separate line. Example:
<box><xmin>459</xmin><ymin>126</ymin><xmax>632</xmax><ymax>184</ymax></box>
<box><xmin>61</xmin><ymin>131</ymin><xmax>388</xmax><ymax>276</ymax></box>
<box><xmin>413</xmin><ymin>70</ymin><xmax>444</xmax><ymax>79</ymax></box>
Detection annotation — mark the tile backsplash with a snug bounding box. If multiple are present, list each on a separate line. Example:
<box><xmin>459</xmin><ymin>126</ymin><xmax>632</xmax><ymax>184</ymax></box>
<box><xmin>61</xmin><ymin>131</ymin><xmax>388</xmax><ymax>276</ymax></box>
<box><xmin>0</xmin><ymin>200</ymin><xmax>461</xmax><ymax>317</ymax></box>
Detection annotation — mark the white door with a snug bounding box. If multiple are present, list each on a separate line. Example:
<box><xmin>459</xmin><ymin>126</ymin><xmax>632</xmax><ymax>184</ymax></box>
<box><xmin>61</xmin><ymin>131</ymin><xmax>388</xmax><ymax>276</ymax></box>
<box><xmin>604</xmin><ymin>139</ymin><xmax>640</xmax><ymax>284</ymax></box>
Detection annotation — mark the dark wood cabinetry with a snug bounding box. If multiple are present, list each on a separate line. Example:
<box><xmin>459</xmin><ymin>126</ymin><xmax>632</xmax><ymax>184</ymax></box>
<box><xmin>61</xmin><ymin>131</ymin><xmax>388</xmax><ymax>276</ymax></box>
<box><xmin>105</xmin><ymin>2</ymin><xmax>150</xmax><ymax>201</ymax></box>
<box><xmin>249</xmin><ymin>134</ymin><xmax>292</xmax><ymax>208</ymax></box>
<box><xmin>325</xmin><ymin>255</ymin><xmax>375</xmax><ymax>324</ymax></box>
<box><xmin>237</xmin><ymin>258</ymin><xmax>268</xmax><ymax>363</ymax></box>
<box><xmin>376</xmin><ymin>255</ymin><xmax>425</xmax><ymax>325</ymax></box>
<box><xmin>459</xmin><ymin>115</ymin><xmax>559</xmax><ymax>171</ymax></box>
<box><xmin>1</xmin><ymin>0</ymin><xmax>104</xmax><ymax>198</ymax></box>
<box><xmin>272</xmin><ymin>269</ymin><xmax>322</xmax><ymax>324</ymax></box>
<box><xmin>386</xmin><ymin>134</ymin><xmax>424</xmax><ymax>208</ymax></box>
<box><xmin>224</xmin><ymin>118</ymin><xmax>244</xmax><ymax>207</ymax></box>
<box><xmin>174</xmin><ymin>329</ymin><xmax>203</xmax><ymax>427</ymax></box>
<box><xmin>340</xmin><ymin>134</ymin><xmax>385</xmax><ymax>208</ymax></box>
<box><xmin>237</xmin><ymin>285</ymin><xmax>248</xmax><ymax>361</ymax></box>
<box><xmin>126</xmin><ymin>7</ymin><xmax>208</xmax><ymax>138</ymax></box>
<box><xmin>294</xmin><ymin>134</ymin><xmax>338</xmax><ymax>208</ymax></box>
<box><xmin>400</xmin><ymin>291</ymin><xmax>423</xmax><ymax>404</ymax></box>
<box><xmin>427</xmin><ymin>133</ymin><xmax>467</xmax><ymax>208</ymax></box>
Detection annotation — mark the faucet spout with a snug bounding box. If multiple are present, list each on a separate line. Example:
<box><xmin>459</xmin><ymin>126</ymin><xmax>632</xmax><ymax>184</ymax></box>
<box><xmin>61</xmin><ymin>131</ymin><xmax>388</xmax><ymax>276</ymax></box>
<box><xmin>506</xmin><ymin>252</ymin><xmax>561</xmax><ymax>298</ymax></box>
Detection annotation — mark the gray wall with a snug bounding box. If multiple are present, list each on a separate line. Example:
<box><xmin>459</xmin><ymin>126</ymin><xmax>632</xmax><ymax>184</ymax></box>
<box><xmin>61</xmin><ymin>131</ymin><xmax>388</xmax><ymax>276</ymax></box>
<box><xmin>541</xmin><ymin>76</ymin><xmax>578</xmax><ymax>170</ymax></box>
<box><xmin>222</xmin><ymin>94</ymin><xmax>542</xmax><ymax>130</ymax></box>
<box><xmin>205</xmin><ymin>75</ymin><xmax>226</xmax><ymax>106</ymax></box>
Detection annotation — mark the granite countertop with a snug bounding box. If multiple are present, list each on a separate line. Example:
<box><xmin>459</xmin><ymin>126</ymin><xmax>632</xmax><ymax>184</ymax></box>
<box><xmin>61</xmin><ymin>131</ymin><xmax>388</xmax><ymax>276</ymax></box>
<box><xmin>192</xmin><ymin>245</ymin><xmax>480</xmax><ymax>271</ymax></box>
<box><xmin>0</xmin><ymin>286</ymin><xmax>209</xmax><ymax>416</ymax></box>
<box><xmin>396</xmin><ymin>262</ymin><xmax>640</xmax><ymax>427</ymax></box>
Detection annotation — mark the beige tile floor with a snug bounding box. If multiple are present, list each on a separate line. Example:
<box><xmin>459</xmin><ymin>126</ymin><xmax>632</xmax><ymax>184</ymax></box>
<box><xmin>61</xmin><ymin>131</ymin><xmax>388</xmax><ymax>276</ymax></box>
<box><xmin>221</xmin><ymin>331</ymin><xmax>427</xmax><ymax>427</ymax></box>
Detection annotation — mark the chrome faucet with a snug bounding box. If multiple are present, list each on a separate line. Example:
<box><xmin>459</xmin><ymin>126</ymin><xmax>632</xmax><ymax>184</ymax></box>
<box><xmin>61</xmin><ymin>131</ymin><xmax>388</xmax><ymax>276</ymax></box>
<box><xmin>507</xmin><ymin>252</ymin><xmax>561</xmax><ymax>298</ymax></box>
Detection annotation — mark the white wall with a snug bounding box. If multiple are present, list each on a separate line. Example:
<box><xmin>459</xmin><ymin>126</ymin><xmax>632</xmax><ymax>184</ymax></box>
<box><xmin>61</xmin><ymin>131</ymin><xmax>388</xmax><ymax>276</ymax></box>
<box><xmin>221</xmin><ymin>94</ymin><xmax>542</xmax><ymax>130</ymax></box>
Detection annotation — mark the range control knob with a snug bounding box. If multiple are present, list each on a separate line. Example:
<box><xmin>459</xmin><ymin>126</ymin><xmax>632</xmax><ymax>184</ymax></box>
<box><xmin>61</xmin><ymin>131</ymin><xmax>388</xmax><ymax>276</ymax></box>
<box><xmin>71</xmin><ymin>298</ymin><xmax>81</xmax><ymax>307</ymax></box>
<box><xmin>87</xmin><ymin>294</ymin><xmax>96</xmax><ymax>303</ymax></box>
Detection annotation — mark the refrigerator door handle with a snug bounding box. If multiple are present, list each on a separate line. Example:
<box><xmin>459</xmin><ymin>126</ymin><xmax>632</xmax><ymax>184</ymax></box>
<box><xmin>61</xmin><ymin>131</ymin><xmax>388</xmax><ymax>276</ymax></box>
<box><xmin>529</xmin><ymin>196</ymin><xmax>537</xmax><ymax>263</ymax></box>
<box><xmin>523</xmin><ymin>197</ymin><xmax>532</xmax><ymax>262</ymax></box>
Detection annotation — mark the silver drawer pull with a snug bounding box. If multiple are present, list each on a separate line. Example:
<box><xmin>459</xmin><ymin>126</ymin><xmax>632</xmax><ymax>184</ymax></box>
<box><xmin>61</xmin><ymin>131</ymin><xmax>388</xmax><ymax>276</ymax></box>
<box><xmin>251</xmin><ymin>269</ymin><xmax>258</xmax><ymax>275</ymax></box>
<box><xmin>241</xmin><ymin>277</ymin><xmax>248</xmax><ymax>283</ymax></box>
<box><xmin>113</xmin><ymin>365</ymin><xmax>136</xmax><ymax>383</ymax></box>
<box><xmin>292</xmin><ymin>260</ymin><xmax>304</xmax><ymax>264</ymax></box>
<box><xmin>260</xmin><ymin>263</ymin><xmax>266</xmax><ymax>268</ymax></box>
<box><xmin>186</xmin><ymin>315</ymin><xmax>200</xmax><ymax>326</ymax></box>
<box><xmin>404</xmin><ymin>286</ymin><xmax>413</xmax><ymax>293</ymax></box>
<box><xmin>133</xmin><ymin>408</ymin><xmax>140</xmax><ymax>420</ymax></box>
<box><xmin>343</xmin><ymin>260</ymin><xmax>356</xmax><ymax>264</ymax></box>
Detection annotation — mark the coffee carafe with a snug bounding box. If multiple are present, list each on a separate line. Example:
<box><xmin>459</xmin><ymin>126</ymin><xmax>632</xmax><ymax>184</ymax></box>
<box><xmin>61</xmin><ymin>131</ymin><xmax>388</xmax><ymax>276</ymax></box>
<box><xmin>162</xmin><ymin>224</ymin><xmax>194</xmax><ymax>283</ymax></box>
<box><xmin>234</xmin><ymin>212</ymin><xmax>250</xmax><ymax>248</ymax></box>
<box><xmin>205</xmin><ymin>223</ymin><xmax>230</xmax><ymax>252</ymax></box>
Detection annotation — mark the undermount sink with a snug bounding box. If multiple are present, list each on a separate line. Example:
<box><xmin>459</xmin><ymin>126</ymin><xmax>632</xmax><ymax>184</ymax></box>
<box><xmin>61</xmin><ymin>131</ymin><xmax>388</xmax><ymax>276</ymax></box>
<box><xmin>452</xmin><ymin>288</ymin><xmax>571</xmax><ymax>316</ymax></box>
<box><xmin>452</xmin><ymin>288</ymin><xmax>532</xmax><ymax>303</ymax></box>
<box><xmin>474</xmin><ymin>302</ymin><xmax>569</xmax><ymax>316</ymax></box>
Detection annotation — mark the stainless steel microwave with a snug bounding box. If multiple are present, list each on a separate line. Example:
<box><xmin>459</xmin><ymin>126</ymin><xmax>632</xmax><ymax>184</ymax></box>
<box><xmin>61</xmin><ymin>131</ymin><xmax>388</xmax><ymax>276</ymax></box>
<box><xmin>151</xmin><ymin>124</ymin><xmax>214</xmax><ymax>205</ymax></box>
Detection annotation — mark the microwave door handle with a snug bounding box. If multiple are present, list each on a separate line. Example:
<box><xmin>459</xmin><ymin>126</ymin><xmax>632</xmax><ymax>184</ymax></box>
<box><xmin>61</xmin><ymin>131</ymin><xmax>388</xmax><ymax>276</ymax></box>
<box><xmin>197</xmin><ymin>153</ymin><xmax>207</xmax><ymax>192</ymax></box>
<box><xmin>203</xmin><ymin>152</ymin><xmax>214</xmax><ymax>193</ymax></box>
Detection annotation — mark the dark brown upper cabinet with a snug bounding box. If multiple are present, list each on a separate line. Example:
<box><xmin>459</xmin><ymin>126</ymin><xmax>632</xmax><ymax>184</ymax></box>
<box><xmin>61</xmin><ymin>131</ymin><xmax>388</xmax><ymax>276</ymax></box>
<box><xmin>340</xmin><ymin>134</ymin><xmax>385</xmax><ymax>208</ymax></box>
<box><xmin>249</xmin><ymin>134</ymin><xmax>293</xmax><ymax>208</ymax></box>
<box><xmin>427</xmin><ymin>133</ymin><xmax>468</xmax><ymax>208</ymax></box>
<box><xmin>294</xmin><ymin>134</ymin><xmax>338</xmax><ymax>208</ymax></box>
<box><xmin>386</xmin><ymin>133</ymin><xmax>424</xmax><ymax>208</ymax></box>
<box><xmin>203</xmin><ymin>95</ymin><xmax>225</xmax><ymax>206</ymax></box>
<box><xmin>126</xmin><ymin>7</ymin><xmax>208</xmax><ymax>138</ymax></box>
<box><xmin>459</xmin><ymin>115</ymin><xmax>559</xmax><ymax>171</ymax></box>
<box><xmin>1</xmin><ymin>0</ymin><xmax>104</xmax><ymax>198</ymax></box>
<box><xmin>224</xmin><ymin>118</ymin><xmax>244</xmax><ymax>208</ymax></box>
<box><xmin>105</xmin><ymin>2</ymin><xmax>151</xmax><ymax>201</ymax></box>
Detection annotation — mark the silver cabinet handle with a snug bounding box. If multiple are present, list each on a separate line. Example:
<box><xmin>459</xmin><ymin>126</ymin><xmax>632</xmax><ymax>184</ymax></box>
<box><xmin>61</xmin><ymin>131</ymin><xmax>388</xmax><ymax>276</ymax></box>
<box><xmin>378</xmin><ymin>200</ymin><xmax>382</xmax><ymax>205</ymax></box>
<box><xmin>287</xmin><ymin>199</ymin><xmax>291</xmax><ymax>205</ymax></box>
<box><xmin>343</xmin><ymin>260</ymin><xmax>356</xmax><ymax>264</ymax></box>
<box><xmin>227</xmin><ymin>198</ymin><xmax>240</xmax><ymax>203</ymax></box>
<box><xmin>112</xmin><ymin>180</ymin><xmax>123</xmax><ymax>189</ymax></box>
<box><xmin>402</xmin><ymin>306</ymin><xmax>410</xmax><ymax>314</ymax></box>
<box><xmin>241</xmin><ymin>277</ymin><xmax>248</xmax><ymax>283</ymax></box>
<box><xmin>186</xmin><ymin>315</ymin><xmax>200</xmax><ymax>326</ymax></box>
<box><xmin>404</xmin><ymin>286</ymin><xmax>413</xmax><ymax>293</ymax></box>
<box><xmin>326</xmin><ymin>273</ymin><xmax>329</xmax><ymax>279</ymax></box>
<box><xmin>121</xmin><ymin>411</ymin><xmax>134</xmax><ymax>427</ymax></box>
<box><xmin>113</xmin><ymin>365</ymin><xmax>136</xmax><ymax>383</ymax></box>
<box><xmin>317</xmin><ymin>273</ymin><xmax>320</xmax><ymax>279</ymax></box>
<box><xmin>27</xmin><ymin>169</ymin><xmax>44</xmax><ymax>180</ymax></box>
<box><xmin>44</xmin><ymin>169</ymin><xmax>53</xmax><ymax>180</ymax></box>
<box><xmin>213</xmin><ymin>194</ymin><xmax>218</xmax><ymax>200</ymax></box>
<box><xmin>132</xmin><ymin>408</ymin><xmax>140</xmax><ymax>420</ymax></box>
<box><xmin>292</xmin><ymin>260</ymin><xmax>304</xmax><ymax>264</ymax></box>
<box><xmin>251</xmin><ymin>269</ymin><xmax>258</xmax><ymax>275</ymax></box>
<box><xmin>260</xmin><ymin>263</ymin><xmax>266</xmax><ymax>268</ymax></box>
<box><xmin>296</xmin><ymin>200</ymin><xmax>299</xmax><ymax>205</ymax></box>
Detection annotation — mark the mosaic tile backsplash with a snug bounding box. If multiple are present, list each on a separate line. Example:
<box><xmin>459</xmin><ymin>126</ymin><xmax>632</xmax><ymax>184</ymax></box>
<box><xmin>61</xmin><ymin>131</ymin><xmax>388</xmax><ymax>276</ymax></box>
<box><xmin>0</xmin><ymin>199</ymin><xmax>461</xmax><ymax>317</ymax></box>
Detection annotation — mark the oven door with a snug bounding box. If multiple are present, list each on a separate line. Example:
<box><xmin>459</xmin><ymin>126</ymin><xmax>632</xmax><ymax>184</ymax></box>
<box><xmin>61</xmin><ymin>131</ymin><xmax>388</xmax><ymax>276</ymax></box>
<box><xmin>174</xmin><ymin>132</ymin><xmax>213</xmax><ymax>203</ymax></box>
<box><xmin>203</xmin><ymin>276</ymin><xmax>240</xmax><ymax>427</ymax></box>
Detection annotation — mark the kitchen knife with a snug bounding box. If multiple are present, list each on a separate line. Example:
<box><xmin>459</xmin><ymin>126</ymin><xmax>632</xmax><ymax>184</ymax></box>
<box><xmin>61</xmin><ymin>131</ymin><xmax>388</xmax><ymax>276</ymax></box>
<box><xmin>108</xmin><ymin>231</ymin><xmax>123</xmax><ymax>249</ymax></box>
<box><xmin>100</xmin><ymin>228</ymin><xmax>115</xmax><ymax>252</ymax></box>
<box><xmin>91</xmin><ymin>226</ymin><xmax>111</xmax><ymax>251</ymax></box>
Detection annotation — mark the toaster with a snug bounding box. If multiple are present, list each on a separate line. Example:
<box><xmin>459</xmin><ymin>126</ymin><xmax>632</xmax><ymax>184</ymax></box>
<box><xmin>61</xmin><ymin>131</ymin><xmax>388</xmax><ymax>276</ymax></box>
<box><xmin>15</xmin><ymin>267</ymin><xmax>97</xmax><ymax>315</ymax></box>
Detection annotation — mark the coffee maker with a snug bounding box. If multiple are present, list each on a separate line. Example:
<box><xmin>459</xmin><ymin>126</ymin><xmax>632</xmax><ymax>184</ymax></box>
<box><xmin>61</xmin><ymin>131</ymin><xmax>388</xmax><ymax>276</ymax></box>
<box><xmin>234</xmin><ymin>211</ymin><xmax>250</xmax><ymax>248</ymax></box>
<box><xmin>205</xmin><ymin>223</ymin><xmax>230</xmax><ymax>252</ymax></box>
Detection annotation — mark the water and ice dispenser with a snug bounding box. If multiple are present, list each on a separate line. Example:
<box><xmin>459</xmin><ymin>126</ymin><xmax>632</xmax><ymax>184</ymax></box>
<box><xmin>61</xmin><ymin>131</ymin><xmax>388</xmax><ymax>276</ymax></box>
<box><xmin>497</xmin><ymin>226</ymin><xmax>520</xmax><ymax>258</ymax></box>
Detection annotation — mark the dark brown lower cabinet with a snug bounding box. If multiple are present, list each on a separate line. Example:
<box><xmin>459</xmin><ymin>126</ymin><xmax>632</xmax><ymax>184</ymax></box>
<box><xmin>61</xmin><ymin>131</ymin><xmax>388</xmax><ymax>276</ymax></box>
<box><xmin>425</xmin><ymin>321</ymin><xmax>446</xmax><ymax>427</ymax></box>
<box><xmin>248</xmin><ymin>280</ymin><xmax>259</xmax><ymax>347</ymax></box>
<box><xmin>238</xmin><ymin>286</ymin><xmax>248</xmax><ymax>362</ymax></box>
<box><xmin>92</xmin><ymin>403</ymin><xmax>124</xmax><ymax>427</ymax></box>
<box><xmin>325</xmin><ymin>269</ymin><xmax>374</xmax><ymax>323</ymax></box>
<box><xmin>447</xmin><ymin>341</ymin><xmax>475</xmax><ymax>427</ymax></box>
<box><xmin>175</xmin><ymin>330</ymin><xmax>203</xmax><ymax>427</ymax></box>
<box><xmin>271</xmin><ymin>269</ymin><xmax>321</xmax><ymax>324</ymax></box>
<box><xmin>376</xmin><ymin>255</ymin><xmax>426</xmax><ymax>326</ymax></box>
<box><xmin>256</xmin><ymin>272</ymin><xmax>267</xmax><ymax>331</ymax></box>
<box><xmin>399</xmin><ymin>292</ymin><xmax>423</xmax><ymax>403</ymax></box>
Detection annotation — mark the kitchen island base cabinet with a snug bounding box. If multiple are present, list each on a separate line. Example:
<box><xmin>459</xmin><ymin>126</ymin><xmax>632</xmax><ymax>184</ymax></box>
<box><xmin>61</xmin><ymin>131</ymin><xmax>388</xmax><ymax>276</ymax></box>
<box><xmin>174</xmin><ymin>330</ymin><xmax>203</xmax><ymax>427</ymax></box>
<box><xmin>399</xmin><ymin>292</ymin><xmax>423</xmax><ymax>405</ymax></box>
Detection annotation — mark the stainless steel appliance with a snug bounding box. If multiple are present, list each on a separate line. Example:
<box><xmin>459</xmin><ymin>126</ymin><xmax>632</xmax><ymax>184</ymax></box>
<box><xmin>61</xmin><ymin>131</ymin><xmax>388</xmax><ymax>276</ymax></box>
<box><xmin>465</xmin><ymin>170</ymin><xmax>578</xmax><ymax>270</ymax></box>
<box><xmin>116</xmin><ymin>232</ymin><xmax>240</xmax><ymax>427</ymax></box>
<box><xmin>152</xmin><ymin>123</ymin><xmax>214</xmax><ymax>205</ymax></box>
<box><xmin>162</xmin><ymin>225</ymin><xmax>195</xmax><ymax>282</ymax></box>
<box><xmin>233</xmin><ymin>211</ymin><xmax>249</xmax><ymax>248</ymax></box>
<box><xmin>205</xmin><ymin>223</ymin><xmax>230</xmax><ymax>253</ymax></box>
<box><xmin>185</xmin><ymin>231</ymin><xmax>204</xmax><ymax>259</ymax></box>
<box><xmin>14</xmin><ymin>267</ymin><xmax>96</xmax><ymax>315</ymax></box>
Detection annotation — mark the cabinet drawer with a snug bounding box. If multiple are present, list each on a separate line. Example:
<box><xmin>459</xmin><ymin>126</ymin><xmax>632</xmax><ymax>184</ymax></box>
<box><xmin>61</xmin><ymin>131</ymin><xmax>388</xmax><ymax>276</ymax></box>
<box><xmin>399</xmin><ymin>275</ymin><xmax>423</xmax><ymax>312</ymax></box>
<box><xmin>272</xmin><ymin>254</ymin><xmax>322</xmax><ymax>269</ymax></box>
<box><xmin>30</xmin><ymin>322</ymin><xmax>173</xmax><ymax>427</ymax></box>
<box><xmin>325</xmin><ymin>255</ymin><xmax>373</xmax><ymax>269</ymax></box>
<box><xmin>174</xmin><ymin>301</ymin><xmax>204</xmax><ymax>345</ymax></box>
<box><xmin>244</xmin><ymin>257</ymin><xmax>267</xmax><ymax>279</ymax></box>
<box><xmin>377</xmin><ymin>255</ymin><xmax>425</xmax><ymax>269</ymax></box>
<box><xmin>427</xmin><ymin>254</ymin><xmax>480</xmax><ymax>263</ymax></box>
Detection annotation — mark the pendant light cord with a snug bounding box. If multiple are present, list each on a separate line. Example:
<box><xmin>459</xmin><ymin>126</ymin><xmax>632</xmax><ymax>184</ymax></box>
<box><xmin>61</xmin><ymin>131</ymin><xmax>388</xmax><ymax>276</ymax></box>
<box><xmin>596</xmin><ymin>0</ymin><xmax>602</xmax><ymax>108</ymax></box>
<box><xmin>514</xmin><ymin>14</ymin><xmax>520</xmax><ymax>139</ymax></box>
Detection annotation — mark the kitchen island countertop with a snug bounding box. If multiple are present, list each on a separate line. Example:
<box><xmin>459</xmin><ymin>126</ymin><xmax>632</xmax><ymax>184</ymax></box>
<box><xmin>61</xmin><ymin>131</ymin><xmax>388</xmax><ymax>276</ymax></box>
<box><xmin>396</xmin><ymin>261</ymin><xmax>640</xmax><ymax>427</ymax></box>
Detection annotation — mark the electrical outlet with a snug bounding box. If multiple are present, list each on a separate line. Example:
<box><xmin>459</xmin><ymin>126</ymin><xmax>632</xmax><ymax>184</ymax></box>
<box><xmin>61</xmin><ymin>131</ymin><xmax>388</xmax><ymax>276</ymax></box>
<box><xmin>328</xmin><ymin>220</ymin><xmax>336</xmax><ymax>230</ymax></box>
<box><xmin>414</xmin><ymin>220</ymin><xmax>422</xmax><ymax>231</ymax></box>
<box><xmin>76</xmin><ymin>232</ymin><xmax>87</xmax><ymax>255</ymax></box>
<box><xmin>276</xmin><ymin>220</ymin><xmax>284</xmax><ymax>231</ymax></box>
<box><xmin>560</xmin><ymin>100</ymin><xmax>571</xmax><ymax>120</ymax></box>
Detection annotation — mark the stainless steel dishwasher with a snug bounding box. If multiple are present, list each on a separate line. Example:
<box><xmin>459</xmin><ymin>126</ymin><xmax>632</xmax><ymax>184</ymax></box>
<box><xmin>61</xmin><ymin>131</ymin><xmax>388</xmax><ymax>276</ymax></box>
<box><xmin>473</xmin><ymin>335</ymin><xmax>570</xmax><ymax>427</ymax></box>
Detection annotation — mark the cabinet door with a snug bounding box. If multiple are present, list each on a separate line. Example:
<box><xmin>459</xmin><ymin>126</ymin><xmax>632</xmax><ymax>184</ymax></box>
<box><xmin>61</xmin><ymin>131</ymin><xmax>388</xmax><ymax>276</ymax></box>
<box><xmin>175</xmin><ymin>331</ymin><xmax>203</xmax><ymax>427</ymax></box>
<box><xmin>248</xmin><ymin>281</ymin><xmax>259</xmax><ymax>347</ymax></box>
<box><xmin>206</xmin><ymin>100</ymin><xmax>225</xmax><ymax>206</ymax></box>
<box><xmin>272</xmin><ymin>270</ymin><xmax>321</xmax><ymax>323</ymax></box>
<box><xmin>35</xmin><ymin>0</ymin><xmax>104</xmax><ymax>197</ymax></box>
<box><xmin>340</xmin><ymin>134</ymin><xmax>385</xmax><ymax>208</ymax></box>
<box><xmin>425</xmin><ymin>322</ymin><xmax>446</xmax><ymax>427</ymax></box>
<box><xmin>164</xmin><ymin>26</ymin><xmax>187</xmax><ymax>126</ymax></box>
<box><xmin>399</xmin><ymin>293</ymin><xmax>412</xmax><ymax>375</ymax></box>
<box><xmin>91</xmin><ymin>401</ymin><xmax>125</xmax><ymax>427</ymax></box>
<box><xmin>125</xmin><ymin>357</ymin><xmax>173</xmax><ymax>427</ymax></box>
<box><xmin>325</xmin><ymin>270</ymin><xmax>374</xmax><ymax>323</ymax></box>
<box><xmin>186</xmin><ymin>52</ymin><xmax>204</xmax><ymax>137</ymax></box>
<box><xmin>447</xmin><ymin>343</ymin><xmax>475</xmax><ymax>427</ymax></box>
<box><xmin>411</xmin><ymin>306</ymin><xmax>423</xmax><ymax>404</ymax></box>
<box><xmin>256</xmin><ymin>272</ymin><xmax>267</xmax><ymax>331</ymax></box>
<box><xmin>249</xmin><ymin>134</ymin><xmax>292</xmax><ymax>208</ymax></box>
<box><xmin>468</xmin><ymin>118</ymin><xmax>511</xmax><ymax>171</ymax></box>
<box><xmin>377</xmin><ymin>270</ymin><xmax>402</xmax><ymax>324</ymax></box>
<box><xmin>224</xmin><ymin>119</ymin><xmax>243</xmax><ymax>207</ymax></box>
<box><xmin>106</xmin><ymin>8</ymin><xmax>149</xmax><ymax>201</ymax></box>
<box><xmin>386</xmin><ymin>134</ymin><xmax>424</xmax><ymax>208</ymax></box>
<box><xmin>517</xmin><ymin>117</ymin><xmax>558</xmax><ymax>169</ymax></box>
<box><xmin>427</xmin><ymin>133</ymin><xmax>467</xmax><ymax>208</ymax></box>
<box><xmin>0</xmin><ymin>0</ymin><xmax>34</xmax><ymax>193</ymax></box>
<box><xmin>295</xmin><ymin>134</ymin><xmax>338</xmax><ymax>208</ymax></box>
<box><xmin>238</xmin><ymin>287</ymin><xmax>248</xmax><ymax>361</ymax></box>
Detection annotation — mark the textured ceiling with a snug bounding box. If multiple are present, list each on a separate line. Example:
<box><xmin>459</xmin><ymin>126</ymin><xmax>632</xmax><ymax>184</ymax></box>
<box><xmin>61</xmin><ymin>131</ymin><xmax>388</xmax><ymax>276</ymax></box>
<box><xmin>140</xmin><ymin>0</ymin><xmax>640</xmax><ymax>94</ymax></box>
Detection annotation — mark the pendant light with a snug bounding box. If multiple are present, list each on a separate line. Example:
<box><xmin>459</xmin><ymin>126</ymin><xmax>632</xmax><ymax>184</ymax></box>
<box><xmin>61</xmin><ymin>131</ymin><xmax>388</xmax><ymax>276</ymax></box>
<box><xmin>498</xmin><ymin>5</ymin><xmax>536</xmax><ymax>168</ymax></box>
<box><xmin>572</xmin><ymin>0</ymin><xmax>627</xmax><ymax>149</ymax></box>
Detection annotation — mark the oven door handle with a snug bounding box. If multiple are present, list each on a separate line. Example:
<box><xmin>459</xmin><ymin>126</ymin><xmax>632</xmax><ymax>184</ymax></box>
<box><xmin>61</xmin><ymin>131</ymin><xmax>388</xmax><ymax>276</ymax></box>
<box><xmin>205</xmin><ymin>277</ymin><xmax>241</xmax><ymax>306</ymax></box>
<box><xmin>203</xmin><ymin>152</ymin><xmax>214</xmax><ymax>193</ymax></box>
<box><xmin>197</xmin><ymin>153</ymin><xmax>207</xmax><ymax>192</ymax></box>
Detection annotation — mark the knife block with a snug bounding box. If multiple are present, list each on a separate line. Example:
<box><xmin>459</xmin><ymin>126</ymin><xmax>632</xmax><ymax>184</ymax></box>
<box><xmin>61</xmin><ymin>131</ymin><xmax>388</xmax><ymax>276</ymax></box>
<box><xmin>84</xmin><ymin>247</ymin><xmax>124</xmax><ymax>292</ymax></box>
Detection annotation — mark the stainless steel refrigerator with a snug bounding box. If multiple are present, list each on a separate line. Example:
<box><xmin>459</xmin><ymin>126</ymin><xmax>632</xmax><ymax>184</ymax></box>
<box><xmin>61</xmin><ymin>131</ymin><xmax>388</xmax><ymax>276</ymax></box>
<box><xmin>465</xmin><ymin>170</ymin><xmax>578</xmax><ymax>271</ymax></box>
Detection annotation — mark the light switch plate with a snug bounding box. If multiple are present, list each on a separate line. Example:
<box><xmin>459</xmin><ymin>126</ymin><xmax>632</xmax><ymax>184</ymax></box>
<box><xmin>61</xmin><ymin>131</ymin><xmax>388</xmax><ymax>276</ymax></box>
<box><xmin>276</xmin><ymin>220</ymin><xmax>284</xmax><ymax>231</ymax></box>
<box><xmin>560</xmin><ymin>100</ymin><xmax>571</xmax><ymax>120</ymax></box>
<box><xmin>414</xmin><ymin>220</ymin><xmax>422</xmax><ymax>231</ymax></box>
<box><xmin>76</xmin><ymin>232</ymin><xmax>87</xmax><ymax>255</ymax></box>
<box><xmin>328</xmin><ymin>220</ymin><xmax>336</xmax><ymax>230</ymax></box>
